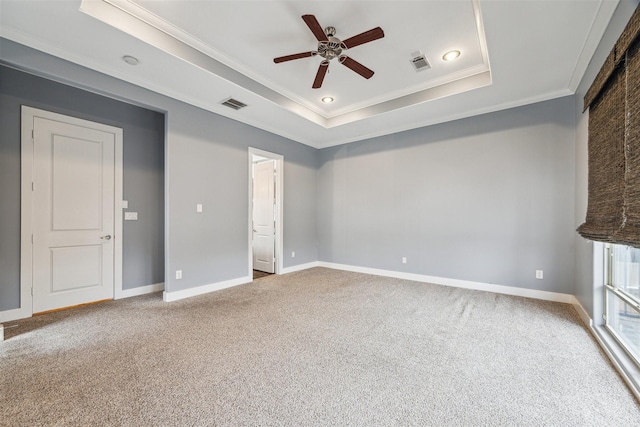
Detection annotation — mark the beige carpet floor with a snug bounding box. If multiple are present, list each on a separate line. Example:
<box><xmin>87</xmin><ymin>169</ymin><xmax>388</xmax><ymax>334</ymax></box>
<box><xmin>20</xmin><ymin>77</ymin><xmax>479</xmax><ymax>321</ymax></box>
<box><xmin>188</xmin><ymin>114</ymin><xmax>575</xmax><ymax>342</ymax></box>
<box><xmin>1</xmin><ymin>267</ymin><xmax>638</xmax><ymax>426</ymax></box>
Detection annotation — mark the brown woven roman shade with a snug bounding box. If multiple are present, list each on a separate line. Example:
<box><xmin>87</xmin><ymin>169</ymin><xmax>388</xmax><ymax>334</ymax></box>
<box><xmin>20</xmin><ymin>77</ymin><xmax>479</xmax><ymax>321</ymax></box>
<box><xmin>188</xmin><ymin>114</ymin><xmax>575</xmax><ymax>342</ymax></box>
<box><xmin>578</xmin><ymin>4</ymin><xmax>640</xmax><ymax>248</ymax></box>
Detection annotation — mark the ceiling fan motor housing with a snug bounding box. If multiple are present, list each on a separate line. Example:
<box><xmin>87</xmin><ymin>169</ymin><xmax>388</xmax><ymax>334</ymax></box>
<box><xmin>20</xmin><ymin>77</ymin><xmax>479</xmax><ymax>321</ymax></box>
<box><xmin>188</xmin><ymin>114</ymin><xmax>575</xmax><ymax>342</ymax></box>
<box><xmin>318</xmin><ymin>26</ymin><xmax>343</xmax><ymax>60</ymax></box>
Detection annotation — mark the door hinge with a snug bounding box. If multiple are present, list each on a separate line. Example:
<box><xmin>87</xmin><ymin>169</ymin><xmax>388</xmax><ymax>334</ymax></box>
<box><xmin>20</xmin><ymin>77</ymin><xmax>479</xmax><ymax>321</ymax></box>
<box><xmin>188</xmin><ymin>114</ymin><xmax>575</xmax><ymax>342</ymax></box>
<box><xmin>31</xmin><ymin>129</ymin><xmax>34</xmax><ymax>140</ymax></box>
<box><xmin>31</xmin><ymin>234</ymin><xmax>34</xmax><ymax>244</ymax></box>
<box><xmin>31</xmin><ymin>182</ymin><xmax>34</xmax><ymax>191</ymax></box>
<box><xmin>31</xmin><ymin>287</ymin><xmax>33</xmax><ymax>296</ymax></box>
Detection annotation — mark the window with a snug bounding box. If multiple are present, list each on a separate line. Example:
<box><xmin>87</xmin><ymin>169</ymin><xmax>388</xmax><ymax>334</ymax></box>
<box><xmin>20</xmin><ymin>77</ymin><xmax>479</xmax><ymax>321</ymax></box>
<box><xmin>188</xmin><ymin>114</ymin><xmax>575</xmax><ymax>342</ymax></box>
<box><xmin>604</xmin><ymin>243</ymin><xmax>640</xmax><ymax>366</ymax></box>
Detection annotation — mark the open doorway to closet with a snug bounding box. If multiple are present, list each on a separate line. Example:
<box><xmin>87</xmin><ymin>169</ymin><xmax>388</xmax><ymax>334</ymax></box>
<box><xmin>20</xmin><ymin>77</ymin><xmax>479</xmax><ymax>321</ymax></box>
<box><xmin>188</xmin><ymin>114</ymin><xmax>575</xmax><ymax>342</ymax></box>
<box><xmin>248</xmin><ymin>148</ymin><xmax>283</xmax><ymax>280</ymax></box>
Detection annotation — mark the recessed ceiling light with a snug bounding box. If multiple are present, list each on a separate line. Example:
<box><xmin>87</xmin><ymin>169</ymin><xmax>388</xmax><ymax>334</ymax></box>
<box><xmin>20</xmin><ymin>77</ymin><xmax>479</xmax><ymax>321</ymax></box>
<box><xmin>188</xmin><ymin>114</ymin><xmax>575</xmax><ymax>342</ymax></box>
<box><xmin>122</xmin><ymin>55</ymin><xmax>139</xmax><ymax>66</ymax></box>
<box><xmin>442</xmin><ymin>50</ymin><xmax>461</xmax><ymax>62</ymax></box>
<box><xmin>322</xmin><ymin>96</ymin><xmax>334</xmax><ymax>103</ymax></box>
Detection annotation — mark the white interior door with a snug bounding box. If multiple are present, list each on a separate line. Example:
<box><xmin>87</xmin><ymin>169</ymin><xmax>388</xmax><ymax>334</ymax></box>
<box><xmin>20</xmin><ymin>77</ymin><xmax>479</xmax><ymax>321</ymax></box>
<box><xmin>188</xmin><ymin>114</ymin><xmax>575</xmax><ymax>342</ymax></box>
<box><xmin>253</xmin><ymin>160</ymin><xmax>275</xmax><ymax>273</ymax></box>
<box><xmin>31</xmin><ymin>116</ymin><xmax>116</xmax><ymax>313</ymax></box>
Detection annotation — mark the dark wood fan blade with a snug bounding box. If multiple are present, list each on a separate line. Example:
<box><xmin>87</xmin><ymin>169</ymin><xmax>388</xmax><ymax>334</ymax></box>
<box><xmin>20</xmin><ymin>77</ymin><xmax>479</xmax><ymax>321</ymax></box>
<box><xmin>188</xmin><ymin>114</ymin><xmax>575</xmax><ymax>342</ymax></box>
<box><xmin>341</xmin><ymin>27</ymin><xmax>384</xmax><ymax>49</ymax></box>
<box><xmin>339</xmin><ymin>56</ymin><xmax>374</xmax><ymax>79</ymax></box>
<box><xmin>312</xmin><ymin>61</ymin><xmax>330</xmax><ymax>89</ymax></box>
<box><xmin>302</xmin><ymin>14</ymin><xmax>328</xmax><ymax>42</ymax></box>
<box><xmin>274</xmin><ymin>52</ymin><xmax>316</xmax><ymax>63</ymax></box>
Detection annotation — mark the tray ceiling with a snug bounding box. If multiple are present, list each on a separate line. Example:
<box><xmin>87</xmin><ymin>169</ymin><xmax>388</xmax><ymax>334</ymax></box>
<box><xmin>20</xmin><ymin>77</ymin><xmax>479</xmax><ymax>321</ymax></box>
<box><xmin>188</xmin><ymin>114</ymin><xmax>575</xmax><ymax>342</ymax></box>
<box><xmin>0</xmin><ymin>0</ymin><xmax>619</xmax><ymax>148</ymax></box>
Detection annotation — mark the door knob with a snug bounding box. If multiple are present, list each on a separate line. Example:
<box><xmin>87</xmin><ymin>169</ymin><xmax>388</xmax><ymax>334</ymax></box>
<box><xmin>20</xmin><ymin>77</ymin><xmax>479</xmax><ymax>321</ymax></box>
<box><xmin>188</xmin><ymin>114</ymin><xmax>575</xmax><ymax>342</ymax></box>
<box><xmin>100</xmin><ymin>235</ymin><xmax>112</xmax><ymax>241</ymax></box>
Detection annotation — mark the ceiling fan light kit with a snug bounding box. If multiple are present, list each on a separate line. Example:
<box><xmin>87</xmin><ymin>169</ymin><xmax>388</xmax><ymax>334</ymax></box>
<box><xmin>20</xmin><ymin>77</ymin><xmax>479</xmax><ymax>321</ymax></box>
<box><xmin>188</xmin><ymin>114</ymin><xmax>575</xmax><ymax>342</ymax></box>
<box><xmin>274</xmin><ymin>14</ymin><xmax>385</xmax><ymax>89</ymax></box>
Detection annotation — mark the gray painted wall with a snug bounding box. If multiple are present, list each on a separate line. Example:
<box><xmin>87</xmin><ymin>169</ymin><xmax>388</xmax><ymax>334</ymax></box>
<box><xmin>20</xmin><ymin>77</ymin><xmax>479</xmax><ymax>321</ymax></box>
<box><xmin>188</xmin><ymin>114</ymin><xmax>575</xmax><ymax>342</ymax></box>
<box><xmin>0</xmin><ymin>64</ymin><xmax>165</xmax><ymax>310</ymax></box>
<box><xmin>318</xmin><ymin>97</ymin><xmax>576</xmax><ymax>294</ymax></box>
<box><xmin>574</xmin><ymin>0</ymin><xmax>639</xmax><ymax>317</ymax></box>
<box><xmin>0</xmin><ymin>39</ymin><xmax>318</xmax><ymax>307</ymax></box>
<box><xmin>165</xmin><ymin>102</ymin><xmax>318</xmax><ymax>291</ymax></box>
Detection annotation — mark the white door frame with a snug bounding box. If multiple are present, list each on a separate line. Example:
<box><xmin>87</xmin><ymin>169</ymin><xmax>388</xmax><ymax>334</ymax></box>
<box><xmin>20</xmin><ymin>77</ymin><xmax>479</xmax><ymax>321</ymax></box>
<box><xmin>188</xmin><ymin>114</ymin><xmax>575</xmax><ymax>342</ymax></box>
<box><xmin>248</xmin><ymin>147</ymin><xmax>283</xmax><ymax>277</ymax></box>
<box><xmin>8</xmin><ymin>106</ymin><xmax>124</xmax><ymax>322</ymax></box>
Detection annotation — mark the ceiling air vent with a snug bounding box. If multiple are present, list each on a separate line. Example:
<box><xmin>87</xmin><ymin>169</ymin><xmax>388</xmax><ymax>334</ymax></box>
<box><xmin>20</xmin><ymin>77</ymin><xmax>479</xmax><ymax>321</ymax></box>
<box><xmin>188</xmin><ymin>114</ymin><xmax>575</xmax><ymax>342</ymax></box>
<box><xmin>220</xmin><ymin>97</ymin><xmax>248</xmax><ymax>110</ymax></box>
<box><xmin>410</xmin><ymin>50</ymin><xmax>431</xmax><ymax>72</ymax></box>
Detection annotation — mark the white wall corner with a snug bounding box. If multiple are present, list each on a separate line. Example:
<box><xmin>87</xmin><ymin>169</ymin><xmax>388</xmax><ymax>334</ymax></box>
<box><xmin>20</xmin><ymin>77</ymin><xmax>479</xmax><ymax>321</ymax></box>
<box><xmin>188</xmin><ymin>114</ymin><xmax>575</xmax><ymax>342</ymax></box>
<box><xmin>0</xmin><ymin>324</ymin><xmax>4</xmax><ymax>341</ymax></box>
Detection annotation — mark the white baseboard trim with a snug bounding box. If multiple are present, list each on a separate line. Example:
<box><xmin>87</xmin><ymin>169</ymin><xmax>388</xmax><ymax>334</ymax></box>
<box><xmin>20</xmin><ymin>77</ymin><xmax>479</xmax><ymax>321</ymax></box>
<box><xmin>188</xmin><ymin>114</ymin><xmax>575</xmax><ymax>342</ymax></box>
<box><xmin>0</xmin><ymin>282</ymin><xmax>167</xmax><ymax>322</ymax></box>
<box><xmin>116</xmin><ymin>282</ymin><xmax>165</xmax><ymax>299</ymax></box>
<box><xmin>572</xmin><ymin>300</ymin><xmax>593</xmax><ymax>328</ymax></box>
<box><xmin>163</xmin><ymin>275</ymin><xmax>251</xmax><ymax>303</ymax></box>
<box><xmin>317</xmin><ymin>261</ymin><xmax>578</xmax><ymax>304</ymax></box>
<box><xmin>0</xmin><ymin>306</ymin><xmax>31</xmax><ymax>323</ymax></box>
<box><xmin>281</xmin><ymin>261</ymin><xmax>320</xmax><ymax>275</ymax></box>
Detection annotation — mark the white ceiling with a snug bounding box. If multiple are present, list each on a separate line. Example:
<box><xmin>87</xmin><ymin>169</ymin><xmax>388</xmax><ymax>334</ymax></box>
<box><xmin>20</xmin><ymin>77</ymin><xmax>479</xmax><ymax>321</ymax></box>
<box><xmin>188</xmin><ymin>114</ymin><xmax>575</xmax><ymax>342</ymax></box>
<box><xmin>0</xmin><ymin>0</ymin><xmax>619</xmax><ymax>148</ymax></box>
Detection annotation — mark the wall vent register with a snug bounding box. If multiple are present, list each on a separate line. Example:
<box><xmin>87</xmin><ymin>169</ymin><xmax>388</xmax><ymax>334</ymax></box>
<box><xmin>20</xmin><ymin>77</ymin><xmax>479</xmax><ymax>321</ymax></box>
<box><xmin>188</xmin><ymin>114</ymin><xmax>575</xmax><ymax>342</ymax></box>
<box><xmin>220</xmin><ymin>98</ymin><xmax>248</xmax><ymax>110</ymax></box>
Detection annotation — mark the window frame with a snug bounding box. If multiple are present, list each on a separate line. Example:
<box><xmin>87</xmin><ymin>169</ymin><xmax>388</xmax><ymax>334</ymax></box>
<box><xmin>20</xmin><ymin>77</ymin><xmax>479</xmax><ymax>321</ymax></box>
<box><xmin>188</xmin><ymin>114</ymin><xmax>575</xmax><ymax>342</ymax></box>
<box><xmin>603</xmin><ymin>243</ymin><xmax>640</xmax><ymax>368</ymax></box>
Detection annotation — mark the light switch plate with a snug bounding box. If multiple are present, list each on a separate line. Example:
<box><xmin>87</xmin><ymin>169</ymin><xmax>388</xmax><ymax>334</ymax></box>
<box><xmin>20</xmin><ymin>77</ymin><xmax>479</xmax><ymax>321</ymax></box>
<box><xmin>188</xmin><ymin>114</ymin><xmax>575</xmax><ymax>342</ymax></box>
<box><xmin>122</xmin><ymin>200</ymin><xmax>128</xmax><ymax>209</ymax></box>
<box><xmin>124</xmin><ymin>212</ymin><xmax>138</xmax><ymax>221</ymax></box>
<box><xmin>196</xmin><ymin>204</ymin><xmax>203</xmax><ymax>213</ymax></box>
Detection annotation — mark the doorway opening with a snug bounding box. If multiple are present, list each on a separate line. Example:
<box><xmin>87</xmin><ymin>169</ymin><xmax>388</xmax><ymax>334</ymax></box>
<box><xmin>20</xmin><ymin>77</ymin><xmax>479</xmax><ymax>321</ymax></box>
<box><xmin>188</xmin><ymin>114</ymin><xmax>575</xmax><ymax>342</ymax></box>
<box><xmin>248</xmin><ymin>148</ymin><xmax>283</xmax><ymax>280</ymax></box>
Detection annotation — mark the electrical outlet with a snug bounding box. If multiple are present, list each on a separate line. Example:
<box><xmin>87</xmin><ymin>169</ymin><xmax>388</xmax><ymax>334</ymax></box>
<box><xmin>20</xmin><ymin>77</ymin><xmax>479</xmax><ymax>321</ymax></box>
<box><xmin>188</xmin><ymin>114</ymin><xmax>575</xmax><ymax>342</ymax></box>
<box><xmin>536</xmin><ymin>270</ymin><xmax>543</xmax><ymax>279</ymax></box>
<box><xmin>402</xmin><ymin>257</ymin><xmax>407</xmax><ymax>264</ymax></box>
<box><xmin>176</xmin><ymin>270</ymin><xmax>182</xmax><ymax>280</ymax></box>
<box><xmin>291</xmin><ymin>251</ymin><xmax>296</xmax><ymax>258</ymax></box>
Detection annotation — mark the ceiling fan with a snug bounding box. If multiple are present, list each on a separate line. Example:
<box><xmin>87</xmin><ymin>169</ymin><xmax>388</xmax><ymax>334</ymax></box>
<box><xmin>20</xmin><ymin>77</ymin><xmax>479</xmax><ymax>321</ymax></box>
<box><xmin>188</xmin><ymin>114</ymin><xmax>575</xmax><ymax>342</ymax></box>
<box><xmin>274</xmin><ymin>14</ymin><xmax>385</xmax><ymax>89</ymax></box>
